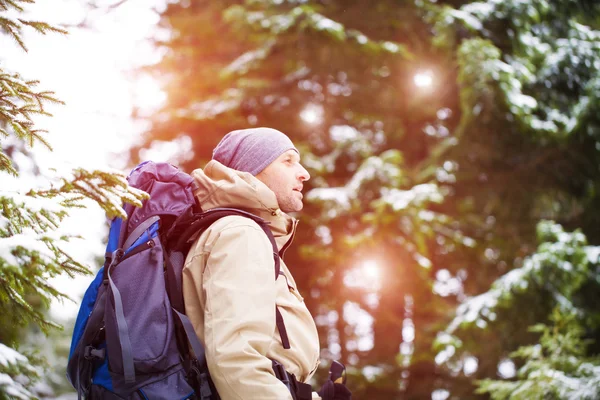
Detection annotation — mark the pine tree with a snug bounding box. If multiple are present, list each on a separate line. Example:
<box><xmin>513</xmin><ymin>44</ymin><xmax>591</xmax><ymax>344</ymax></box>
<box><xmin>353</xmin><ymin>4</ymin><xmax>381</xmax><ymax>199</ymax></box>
<box><xmin>0</xmin><ymin>1</ymin><xmax>147</xmax><ymax>397</ymax></box>
<box><xmin>136</xmin><ymin>1</ymin><xmax>466</xmax><ymax>398</ymax></box>
<box><xmin>425</xmin><ymin>0</ymin><xmax>600</xmax><ymax>398</ymax></box>
<box><xmin>444</xmin><ymin>222</ymin><xmax>600</xmax><ymax>400</ymax></box>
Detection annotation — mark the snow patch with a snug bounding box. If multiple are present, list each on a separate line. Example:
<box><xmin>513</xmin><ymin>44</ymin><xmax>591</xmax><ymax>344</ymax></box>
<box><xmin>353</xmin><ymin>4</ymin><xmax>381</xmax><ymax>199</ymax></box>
<box><xmin>380</xmin><ymin>184</ymin><xmax>443</xmax><ymax>211</ymax></box>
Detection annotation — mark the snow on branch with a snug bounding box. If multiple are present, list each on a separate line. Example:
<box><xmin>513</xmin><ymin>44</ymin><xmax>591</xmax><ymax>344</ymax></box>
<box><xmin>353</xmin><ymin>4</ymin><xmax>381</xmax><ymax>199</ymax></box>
<box><xmin>29</xmin><ymin>167</ymin><xmax>148</xmax><ymax>220</ymax></box>
<box><xmin>445</xmin><ymin>221</ymin><xmax>593</xmax><ymax>336</ymax></box>
<box><xmin>224</xmin><ymin>4</ymin><xmax>412</xmax><ymax>57</ymax></box>
<box><xmin>0</xmin><ymin>165</ymin><xmax>148</xmax><ymax>332</ymax></box>
<box><xmin>306</xmin><ymin>153</ymin><xmax>405</xmax><ymax>218</ymax></box>
<box><xmin>0</xmin><ymin>343</ymin><xmax>34</xmax><ymax>400</ymax></box>
<box><xmin>476</xmin><ymin>309</ymin><xmax>600</xmax><ymax>399</ymax></box>
<box><xmin>442</xmin><ymin>0</ymin><xmax>600</xmax><ymax>140</ymax></box>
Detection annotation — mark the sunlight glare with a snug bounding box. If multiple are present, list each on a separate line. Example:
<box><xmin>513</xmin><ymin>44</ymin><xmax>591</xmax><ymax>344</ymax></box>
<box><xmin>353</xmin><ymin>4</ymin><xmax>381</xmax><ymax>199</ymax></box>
<box><xmin>300</xmin><ymin>103</ymin><xmax>324</xmax><ymax>125</ymax></box>
<box><xmin>343</xmin><ymin>259</ymin><xmax>382</xmax><ymax>291</ymax></box>
<box><xmin>413</xmin><ymin>70</ymin><xmax>434</xmax><ymax>88</ymax></box>
<box><xmin>362</xmin><ymin>260</ymin><xmax>380</xmax><ymax>280</ymax></box>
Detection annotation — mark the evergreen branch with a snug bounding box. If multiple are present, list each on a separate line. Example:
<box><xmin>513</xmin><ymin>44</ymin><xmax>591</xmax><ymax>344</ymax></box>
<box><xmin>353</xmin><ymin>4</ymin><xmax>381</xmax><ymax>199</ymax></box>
<box><xmin>18</xmin><ymin>20</ymin><xmax>68</xmax><ymax>35</ymax></box>
<box><xmin>0</xmin><ymin>235</ymin><xmax>88</xmax><ymax>330</ymax></box>
<box><xmin>0</xmin><ymin>0</ymin><xmax>22</xmax><ymax>12</ymax></box>
<box><xmin>445</xmin><ymin>222</ymin><xmax>590</xmax><ymax>337</ymax></box>
<box><xmin>0</xmin><ymin>76</ymin><xmax>19</xmax><ymax>97</ymax></box>
<box><xmin>0</xmin><ymin>279</ymin><xmax>34</xmax><ymax>314</ymax></box>
<box><xmin>0</xmin><ymin>341</ymin><xmax>36</xmax><ymax>398</ymax></box>
<box><xmin>32</xmin><ymin>267</ymin><xmax>68</xmax><ymax>300</ymax></box>
<box><xmin>0</xmin><ymin>152</ymin><xmax>17</xmax><ymax>176</ymax></box>
<box><xmin>0</xmin><ymin>69</ymin><xmax>57</xmax><ymax>154</ymax></box>
<box><xmin>0</xmin><ymin>16</ymin><xmax>27</xmax><ymax>51</ymax></box>
<box><xmin>56</xmin><ymin>247</ymin><xmax>89</xmax><ymax>277</ymax></box>
<box><xmin>26</xmin><ymin>167</ymin><xmax>149</xmax><ymax>220</ymax></box>
<box><xmin>224</xmin><ymin>5</ymin><xmax>412</xmax><ymax>58</ymax></box>
<box><xmin>9</xmin><ymin>119</ymin><xmax>27</xmax><ymax>138</ymax></box>
<box><xmin>2</xmin><ymin>0</ymin><xmax>35</xmax><ymax>11</ymax></box>
<box><xmin>36</xmin><ymin>90</ymin><xmax>64</xmax><ymax>105</ymax></box>
<box><xmin>476</xmin><ymin>308</ymin><xmax>600</xmax><ymax>399</ymax></box>
<box><xmin>28</xmin><ymin>128</ymin><xmax>51</xmax><ymax>150</ymax></box>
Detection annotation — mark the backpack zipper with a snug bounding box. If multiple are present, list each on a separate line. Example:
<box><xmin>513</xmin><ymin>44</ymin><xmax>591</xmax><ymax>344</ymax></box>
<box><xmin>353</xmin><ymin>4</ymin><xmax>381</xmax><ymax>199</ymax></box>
<box><xmin>119</xmin><ymin>239</ymin><xmax>156</xmax><ymax>263</ymax></box>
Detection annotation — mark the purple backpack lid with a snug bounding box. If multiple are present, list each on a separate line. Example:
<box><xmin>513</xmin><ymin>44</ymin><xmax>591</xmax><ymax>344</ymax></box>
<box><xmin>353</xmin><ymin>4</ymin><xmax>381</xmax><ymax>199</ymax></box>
<box><xmin>126</xmin><ymin>161</ymin><xmax>196</xmax><ymax>235</ymax></box>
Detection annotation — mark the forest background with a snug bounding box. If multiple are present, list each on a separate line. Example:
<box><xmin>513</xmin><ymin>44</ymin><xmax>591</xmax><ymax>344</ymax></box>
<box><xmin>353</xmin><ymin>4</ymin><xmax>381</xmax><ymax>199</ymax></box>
<box><xmin>1</xmin><ymin>0</ymin><xmax>599</xmax><ymax>399</ymax></box>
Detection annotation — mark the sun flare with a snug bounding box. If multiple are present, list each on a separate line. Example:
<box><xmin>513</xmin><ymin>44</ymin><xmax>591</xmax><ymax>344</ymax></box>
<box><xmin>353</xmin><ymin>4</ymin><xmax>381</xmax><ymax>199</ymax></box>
<box><xmin>300</xmin><ymin>103</ymin><xmax>324</xmax><ymax>125</ymax></box>
<box><xmin>362</xmin><ymin>260</ymin><xmax>380</xmax><ymax>280</ymax></box>
<box><xmin>413</xmin><ymin>70</ymin><xmax>434</xmax><ymax>88</ymax></box>
<box><xmin>344</xmin><ymin>260</ymin><xmax>382</xmax><ymax>291</ymax></box>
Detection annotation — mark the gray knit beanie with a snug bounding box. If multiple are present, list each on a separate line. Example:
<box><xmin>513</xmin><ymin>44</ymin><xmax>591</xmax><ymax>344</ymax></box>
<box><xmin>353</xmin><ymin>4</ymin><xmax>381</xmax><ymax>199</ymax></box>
<box><xmin>212</xmin><ymin>127</ymin><xmax>299</xmax><ymax>175</ymax></box>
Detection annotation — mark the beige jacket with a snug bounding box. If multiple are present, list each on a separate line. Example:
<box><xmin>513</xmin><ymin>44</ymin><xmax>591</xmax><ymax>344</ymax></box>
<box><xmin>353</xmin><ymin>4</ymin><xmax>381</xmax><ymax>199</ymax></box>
<box><xmin>183</xmin><ymin>160</ymin><xmax>321</xmax><ymax>400</ymax></box>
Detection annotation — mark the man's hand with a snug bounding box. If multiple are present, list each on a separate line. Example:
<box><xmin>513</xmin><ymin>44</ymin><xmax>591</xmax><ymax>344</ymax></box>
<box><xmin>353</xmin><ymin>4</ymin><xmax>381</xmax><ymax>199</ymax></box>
<box><xmin>317</xmin><ymin>380</ymin><xmax>351</xmax><ymax>400</ymax></box>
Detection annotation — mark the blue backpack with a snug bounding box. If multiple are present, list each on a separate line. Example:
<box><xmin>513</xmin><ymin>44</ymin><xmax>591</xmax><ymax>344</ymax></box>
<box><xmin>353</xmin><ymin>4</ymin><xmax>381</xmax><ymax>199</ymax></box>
<box><xmin>66</xmin><ymin>161</ymin><xmax>292</xmax><ymax>399</ymax></box>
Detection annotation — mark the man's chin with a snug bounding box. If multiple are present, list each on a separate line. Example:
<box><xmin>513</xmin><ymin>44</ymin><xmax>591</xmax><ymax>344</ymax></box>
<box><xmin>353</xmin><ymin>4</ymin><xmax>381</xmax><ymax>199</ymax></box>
<box><xmin>282</xmin><ymin>201</ymin><xmax>303</xmax><ymax>213</ymax></box>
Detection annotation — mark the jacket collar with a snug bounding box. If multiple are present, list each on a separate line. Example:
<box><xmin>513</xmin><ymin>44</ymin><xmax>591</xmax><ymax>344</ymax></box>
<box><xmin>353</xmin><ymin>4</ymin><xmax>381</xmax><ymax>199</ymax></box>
<box><xmin>191</xmin><ymin>160</ymin><xmax>297</xmax><ymax>250</ymax></box>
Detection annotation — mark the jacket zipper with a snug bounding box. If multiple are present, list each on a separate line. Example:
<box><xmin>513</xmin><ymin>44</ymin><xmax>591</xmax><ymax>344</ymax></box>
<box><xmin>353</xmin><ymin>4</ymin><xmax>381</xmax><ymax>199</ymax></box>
<box><xmin>279</xmin><ymin>219</ymin><xmax>298</xmax><ymax>259</ymax></box>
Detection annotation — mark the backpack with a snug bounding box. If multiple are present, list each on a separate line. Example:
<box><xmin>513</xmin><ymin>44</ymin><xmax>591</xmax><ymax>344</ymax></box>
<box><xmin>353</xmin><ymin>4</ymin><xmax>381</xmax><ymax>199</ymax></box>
<box><xmin>66</xmin><ymin>161</ymin><xmax>292</xmax><ymax>400</ymax></box>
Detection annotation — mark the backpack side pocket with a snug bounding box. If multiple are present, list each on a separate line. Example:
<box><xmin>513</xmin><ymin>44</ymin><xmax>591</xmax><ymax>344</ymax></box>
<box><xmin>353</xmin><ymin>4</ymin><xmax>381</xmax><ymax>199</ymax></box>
<box><xmin>105</xmin><ymin>237</ymin><xmax>183</xmax><ymax>396</ymax></box>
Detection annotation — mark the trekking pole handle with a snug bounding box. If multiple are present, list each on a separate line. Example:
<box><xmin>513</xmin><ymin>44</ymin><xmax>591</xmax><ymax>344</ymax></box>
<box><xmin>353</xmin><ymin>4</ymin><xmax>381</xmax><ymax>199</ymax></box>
<box><xmin>328</xmin><ymin>360</ymin><xmax>346</xmax><ymax>384</ymax></box>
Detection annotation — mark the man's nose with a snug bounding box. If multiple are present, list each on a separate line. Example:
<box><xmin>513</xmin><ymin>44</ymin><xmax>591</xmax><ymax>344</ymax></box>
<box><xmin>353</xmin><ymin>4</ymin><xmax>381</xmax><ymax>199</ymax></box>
<box><xmin>298</xmin><ymin>165</ymin><xmax>310</xmax><ymax>182</ymax></box>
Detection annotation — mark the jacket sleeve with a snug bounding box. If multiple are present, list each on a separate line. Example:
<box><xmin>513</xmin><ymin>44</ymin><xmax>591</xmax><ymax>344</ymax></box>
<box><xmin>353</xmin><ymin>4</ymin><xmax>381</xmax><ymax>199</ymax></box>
<box><xmin>191</xmin><ymin>220</ymin><xmax>293</xmax><ymax>400</ymax></box>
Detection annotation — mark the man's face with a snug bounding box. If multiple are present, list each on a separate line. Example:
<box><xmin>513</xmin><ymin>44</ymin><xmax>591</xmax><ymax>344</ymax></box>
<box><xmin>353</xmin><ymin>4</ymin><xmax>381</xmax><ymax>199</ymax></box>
<box><xmin>256</xmin><ymin>149</ymin><xmax>310</xmax><ymax>213</ymax></box>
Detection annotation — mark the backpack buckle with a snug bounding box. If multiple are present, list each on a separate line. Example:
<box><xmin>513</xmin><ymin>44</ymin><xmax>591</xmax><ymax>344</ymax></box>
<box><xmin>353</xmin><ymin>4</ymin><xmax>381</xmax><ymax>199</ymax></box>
<box><xmin>84</xmin><ymin>345</ymin><xmax>105</xmax><ymax>361</ymax></box>
<box><xmin>198</xmin><ymin>372</ymin><xmax>212</xmax><ymax>399</ymax></box>
<box><xmin>188</xmin><ymin>360</ymin><xmax>212</xmax><ymax>400</ymax></box>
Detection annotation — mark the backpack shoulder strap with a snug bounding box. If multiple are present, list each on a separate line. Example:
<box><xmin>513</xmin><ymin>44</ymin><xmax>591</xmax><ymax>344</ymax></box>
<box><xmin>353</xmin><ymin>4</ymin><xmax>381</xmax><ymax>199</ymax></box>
<box><xmin>250</xmin><ymin>217</ymin><xmax>291</xmax><ymax>350</ymax></box>
<box><xmin>167</xmin><ymin>207</ymin><xmax>291</xmax><ymax>349</ymax></box>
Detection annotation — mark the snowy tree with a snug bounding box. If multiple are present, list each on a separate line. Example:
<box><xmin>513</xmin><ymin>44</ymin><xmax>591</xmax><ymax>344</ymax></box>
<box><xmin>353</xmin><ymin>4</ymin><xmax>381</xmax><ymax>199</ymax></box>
<box><xmin>426</xmin><ymin>1</ymin><xmax>600</xmax><ymax>397</ymax></box>
<box><xmin>135</xmin><ymin>1</ymin><xmax>468</xmax><ymax>397</ymax></box>
<box><xmin>441</xmin><ymin>221</ymin><xmax>600</xmax><ymax>400</ymax></box>
<box><xmin>0</xmin><ymin>0</ymin><xmax>147</xmax><ymax>397</ymax></box>
<box><xmin>478</xmin><ymin>309</ymin><xmax>600</xmax><ymax>400</ymax></box>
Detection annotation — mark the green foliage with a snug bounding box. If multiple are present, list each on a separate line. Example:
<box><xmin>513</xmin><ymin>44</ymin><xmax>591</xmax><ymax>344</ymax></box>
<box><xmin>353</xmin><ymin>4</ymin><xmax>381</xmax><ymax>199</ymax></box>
<box><xmin>477</xmin><ymin>309</ymin><xmax>600</xmax><ymax>400</ymax></box>
<box><xmin>442</xmin><ymin>221</ymin><xmax>595</xmax><ymax>337</ymax></box>
<box><xmin>0</xmin><ymin>0</ymin><xmax>148</xmax><ymax>397</ymax></box>
<box><xmin>424</xmin><ymin>4</ymin><xmax>600</xmax><ymax>397</ymax></box>
<box><xmin>0</xmin><ymin>0</ymin><xmax>66</xmax><ymax>176</ymax></box>
<box><xmin>0</xmin><ymin>0</ymin><xmax>67</xmax><ymax>52</ymax></box>
<box><xmin>0</xmin><ymin>70</ymin><xmax>62</xmax><ymax>176</ymax></box>
<box><xmin>440</xmin><ymin>221</ymin><xmax>600</xmax><ymax>399</ymax></box>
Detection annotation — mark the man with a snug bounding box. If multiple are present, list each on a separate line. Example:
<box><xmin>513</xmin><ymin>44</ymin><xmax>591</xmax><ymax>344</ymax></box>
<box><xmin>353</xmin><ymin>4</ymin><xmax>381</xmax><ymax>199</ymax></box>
<box><xmin>182</xmin><ymin>128</ymin><xmax>351</xmax><ymax>400</ymax></box>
